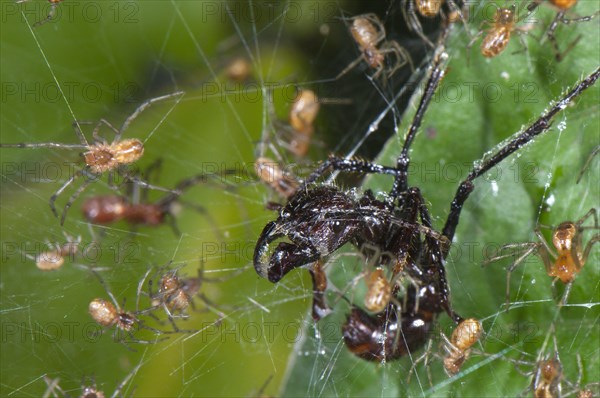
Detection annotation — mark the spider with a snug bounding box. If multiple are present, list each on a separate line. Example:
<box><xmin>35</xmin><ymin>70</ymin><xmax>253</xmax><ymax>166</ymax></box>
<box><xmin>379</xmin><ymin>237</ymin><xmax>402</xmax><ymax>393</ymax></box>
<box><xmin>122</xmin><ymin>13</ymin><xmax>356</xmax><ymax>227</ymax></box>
<box><xmin>82</xmin><ymin>160</ymin><xmax>235</xmax><ymax>237</ymax></box>
<box><xmin>141</xmin><ymin>261</ymin><xmax>243</xmax><ymax>331</ymax></box>
<box><xmin>254</xmin><ymin>157</ymin><xmax>300</xmax><ymax>201</ymax></box>
<box><xmin>484</xmin><ymin>208</ymin><xmax>599</xmax><ymax>306</ymax></box>
<box><xmin>527</xmin><ymin>0</ymin><xmax>599</xmax><ymax>61</ymax></box>
<box><xmin>402</xmin><ymin>0</ymin><xmax>466</xmax><ymax>48</ymax></box>
<box><xmin>24</xmin><ymin>232</ymin><xmax>81</xmax><ymax>271</ymax></box>
<box><xmin>42</xmin><ymin>363</ymin><xmax>142</xmax><ymax>398</ymax></box>
<box><xmin>576</xmin><ymin>145</ymin><xmax>599</xmax><ymax>184</ymax></box>
<box><xmin>467</xmin><ymin>4</ymin><xmax>533</xmax><ymax>59</ymax></box>
<box><xmin>337</xmin><ymin>13</ymin><xmax>414</xmax><ymax>81</ymax></box>
<box><xmin>224</xmin><ymin>57</ymin><xmax>252</xmax><ymax>82</ymax></box>
<box><xmin>441</xmin><ymin>317</ymin><xmax>482</xmax><ymax>376</ymax></box>
<box><xmin>253</xmin><ymin>45</ymin><xmax>599</xmax><ymax>363</ymax></box>
<box><xmin>258</xmin><ymin>87</ymin><xmax>326</xmax><ymax>164</ymax></box>
<box><xmin>17</xmin><ymin>0</ymin><xmax>62</xmax><ymax>27</ymax></box>
<box><xmin>0</xmin><ymin>91</ymin><xmax>184</xmax><ymax>225</ymax></box>
<box><xmin>88</xmin><ymin>271</ymin><xmax>168</xmax><ymax>349</ymax></box>
<box><xmin>511</xmin><ymin>345</ymin><xmax>572</xmax><ymax>398</ymax></box>
<box><xmin>286</xmin><ymin>89</ymin><xmax>321</xmax><ymax>158</ymax></box>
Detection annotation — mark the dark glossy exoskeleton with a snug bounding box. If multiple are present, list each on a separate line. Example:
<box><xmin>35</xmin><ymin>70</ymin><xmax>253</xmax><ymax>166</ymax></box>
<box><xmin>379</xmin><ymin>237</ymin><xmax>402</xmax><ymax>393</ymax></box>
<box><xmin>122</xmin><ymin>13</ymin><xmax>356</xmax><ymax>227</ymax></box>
<box><xmin>253</xmin><ymin>51</ymin><xmax>600</xmax><ymax>361</ymax></box>
<box><xmin>343</xmin><ymin>285</ymin><xmax>441</xmax><ymax>361</ymax></box>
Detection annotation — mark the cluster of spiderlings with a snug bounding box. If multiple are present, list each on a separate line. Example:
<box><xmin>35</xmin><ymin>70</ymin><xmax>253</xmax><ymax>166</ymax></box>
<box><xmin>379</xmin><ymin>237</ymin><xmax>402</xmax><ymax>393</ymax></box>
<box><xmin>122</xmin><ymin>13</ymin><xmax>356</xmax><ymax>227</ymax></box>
<box><xmin>249</xmin><ymin>0</ymin><xmax>599</xmax><ymax>383</ymax></box>
<box><xmin>3</xmin><ymin>1</ymin><xmax>598</xmax><ymax>395</ymax></box>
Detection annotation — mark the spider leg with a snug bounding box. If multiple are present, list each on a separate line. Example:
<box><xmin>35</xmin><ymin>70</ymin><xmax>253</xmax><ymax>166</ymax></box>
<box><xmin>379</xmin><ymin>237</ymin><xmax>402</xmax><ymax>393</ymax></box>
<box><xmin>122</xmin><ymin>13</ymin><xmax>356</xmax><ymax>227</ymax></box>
<box><xmin>0</xmin><ymin>142</ymin><xmax>87</xmax><ymax>149</ymax></box>
<box><xmin>91</xmin><ymin>119</ymin><xmax>120</xmax><ymax>143</ymax></box>
<box><xmin>576</xmin><ymin>207</ymin><xmax>598</xmax><ymax>229</ymax></box>
<box><xmin>59</xmin><ymin>177</ymin><xmax>93</xmax><ymax>225</ymax></box>
<box><xmin>116</xmin><ymin>91</ymin><xmax>184</xmax><ymax>142</ymax></box>
<box><xmin>49</xmin><ymin>170</ymin><xmax>81</xmax><ymax>219</ymax></box>
<box><xmin>309</xmin><ymin>260</ymin><xmax>332</xmax><ymax>321</ymax></box>
<box><xmin>402</xmin><ymin>0</ymin><xmax>436</xmax><ymax>48</ymax></box>
<box><xmin>580</xmin><ymin>234</ymin><xmax>599</xmax><ymax>267</ymax></box>
<box><xmin>140</xmin><ymin>158</ymin><xmax>164</xmax><ymax>202</ymax></box>
<box><xmin>442</xmin><ymin>68</ymin><xmax>600</xmax><ymax>242</ymax></box>
<box><xmin>136</xmin><ymin>268</ymin><xmax>153</xmax><ymax>313</ymax></box>
<box><xmin>111</xmin><ymin>361</ymin><xmax>143</xmax><ymax>398</ymax></box>
<box><xmin>71</xmin><ymin>120</ymin><xmax>91</xmax><ymax>146</ymax></box>
<box><xmin>380</xmin><ymin>41</ymin><xmax>415</xmax><ymax>76</ymax></box>
<box><xmin>302</xmin><ymin>155</ymin><xmax>400</xmax><ymax>188</ymax></box>
<box><xmin>391</xmin><ymin>52</ymin><xmax>446</xmax><ymax>199</ymax></box>
<box><xmin>406</xmin><ymin>337</ymin><xmax>434</xmax><ymax>386</ymax></box>
<box><xmin>32</xmin><ymin>2</ymin><xmax>58</xmax><ymax>27</ymax></box>
<box><xmin>542</xmin><ymin>10</ymin><xmax>585</xmax><ymax>62</ymax></box>
<box><xmin>576</xmin><ymin>146</ymin><xmax>600</xmax><ymax>184</ymax></box>
<box><xmin>336</xmin><ymin>55</ymin><xmax>367</xmax><ymax>80</ymax></box>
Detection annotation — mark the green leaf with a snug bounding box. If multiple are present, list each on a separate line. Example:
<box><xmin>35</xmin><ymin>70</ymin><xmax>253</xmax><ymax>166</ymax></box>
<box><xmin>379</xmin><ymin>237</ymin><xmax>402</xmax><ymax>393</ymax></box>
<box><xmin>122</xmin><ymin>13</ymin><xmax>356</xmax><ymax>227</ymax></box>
<box><xmin>282</xmin><ymin>3</ymin><xmax>599</xmax><ymax>396</ymax></box>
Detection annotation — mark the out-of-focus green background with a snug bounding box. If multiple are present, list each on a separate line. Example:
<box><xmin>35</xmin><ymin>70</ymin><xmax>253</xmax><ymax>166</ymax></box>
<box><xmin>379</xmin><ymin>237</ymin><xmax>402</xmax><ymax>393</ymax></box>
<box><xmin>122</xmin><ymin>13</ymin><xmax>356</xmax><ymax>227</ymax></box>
<box><xmin>1</xmin><ymin>1</ymin><xmax>598</xmax><ymax>397</ymax></box>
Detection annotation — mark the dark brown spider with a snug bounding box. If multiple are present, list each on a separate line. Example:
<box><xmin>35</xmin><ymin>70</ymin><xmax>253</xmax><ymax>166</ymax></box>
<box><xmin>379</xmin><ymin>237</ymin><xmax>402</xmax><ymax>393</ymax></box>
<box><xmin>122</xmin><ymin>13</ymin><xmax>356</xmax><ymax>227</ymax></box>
<box><xmin>253</xmin><ymin>48</ymin><xmax>600</xmax><ymax>362</ymax></box>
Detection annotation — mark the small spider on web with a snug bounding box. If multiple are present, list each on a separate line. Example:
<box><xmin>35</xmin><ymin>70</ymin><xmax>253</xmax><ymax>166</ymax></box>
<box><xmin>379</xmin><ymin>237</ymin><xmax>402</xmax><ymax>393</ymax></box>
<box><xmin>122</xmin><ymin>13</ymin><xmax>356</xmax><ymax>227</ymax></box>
<box><xmin>506</xmin><ymin>329</ymin><xmax>600</xmax><ymax>398</ymax></box>
<box><xmin>138</xmin><ymin>260</ymin><xmax>247</xmax><ymax>332</ymax></box>
<box><xmin>16</xmin><ymin>0</ymin><xmax>63</xmax><ymax>27</ymax></box>
<box><xmin>467</xmin><ymin>4</ymin><xmax>534</xmax><ymax>59</ymax></box>
<box><xmin>1</xmin><ymin>91</ymin><xmax>184</xmax><ymax>225</ymax></box>
<box><xmin>337</xmin><ymin>13</ymin><xmax>414</xmax><ymax>82</ymax></box>
<box><xmin>484</xmin><ymin>208</ymin><xmax>599</xmax><ymax>307</ymax></box>
<box><xmin>42</xmin><ymin>362</ymin><xmax>142</xmax><ymax>398</ymax></box>
<box><xmin>87</xmin><ymin>270</ymin><xmax>174</xmax><ymax>350</ymax></box>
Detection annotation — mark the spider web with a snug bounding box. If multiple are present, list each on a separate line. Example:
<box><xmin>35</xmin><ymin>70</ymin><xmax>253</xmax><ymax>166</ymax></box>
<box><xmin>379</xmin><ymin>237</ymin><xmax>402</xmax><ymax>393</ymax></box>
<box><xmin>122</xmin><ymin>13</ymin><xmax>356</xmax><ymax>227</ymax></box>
<box><xmin>1</xmin><ymin>1</ymin><xmax>598</xmax><ymax>397</ymax></box>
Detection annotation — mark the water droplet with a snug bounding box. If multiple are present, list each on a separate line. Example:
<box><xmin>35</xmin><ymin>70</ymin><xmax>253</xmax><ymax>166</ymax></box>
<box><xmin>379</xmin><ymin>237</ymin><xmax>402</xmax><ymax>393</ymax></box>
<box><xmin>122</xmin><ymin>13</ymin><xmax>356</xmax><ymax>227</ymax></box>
<box><xmin>491</xmin><ymin>180</ymin><xmax>498</xmax><ymax>196</ymax></box>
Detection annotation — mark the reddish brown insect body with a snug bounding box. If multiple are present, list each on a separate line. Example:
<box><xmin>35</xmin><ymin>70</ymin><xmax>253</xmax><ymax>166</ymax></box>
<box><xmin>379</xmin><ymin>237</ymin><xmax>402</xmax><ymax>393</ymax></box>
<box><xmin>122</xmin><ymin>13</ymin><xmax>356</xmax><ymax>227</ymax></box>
<box><xmin>550</xmin><ymin>0</ymin><xmax>577</xmax><ymax>10</ymax></box>
<box><xmin>82</xmin><ymin>196</ymin><xmax>164</xmax><ymax>226</ymax></box>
